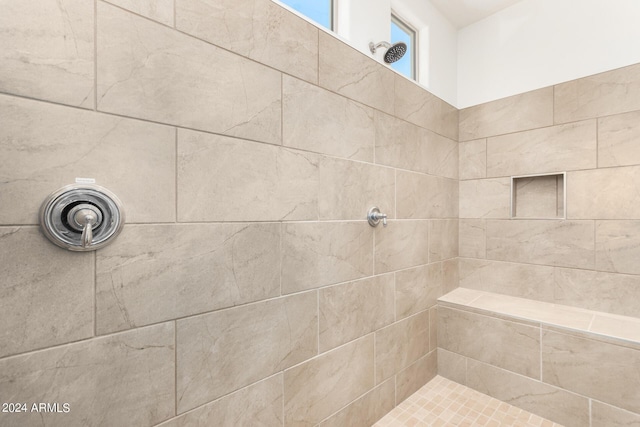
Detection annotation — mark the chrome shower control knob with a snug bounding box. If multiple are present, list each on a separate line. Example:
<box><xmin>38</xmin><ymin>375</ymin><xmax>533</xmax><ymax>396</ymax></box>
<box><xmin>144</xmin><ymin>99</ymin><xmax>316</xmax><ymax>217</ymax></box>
<box><xmin>367</xmin><ymin>207</ymin><xmax>388</xmax><ymax>227</ymax></box>
<box><xmin>69</xmin><ymin>206</ymin><xmax>100</xmax><ymax>248</ymax></box>
<box><xmin>40</xmin><ymin>184</ymin><xmax>125</xmax><ymax>251</ymax></box>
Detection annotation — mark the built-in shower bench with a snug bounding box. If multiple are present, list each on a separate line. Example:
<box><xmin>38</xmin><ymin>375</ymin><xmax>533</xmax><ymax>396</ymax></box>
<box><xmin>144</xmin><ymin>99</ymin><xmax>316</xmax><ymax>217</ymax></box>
<box><xmin>436</xmin><ymin>287</ymin><xmax>640</xmax><ymax>427</ymax></box>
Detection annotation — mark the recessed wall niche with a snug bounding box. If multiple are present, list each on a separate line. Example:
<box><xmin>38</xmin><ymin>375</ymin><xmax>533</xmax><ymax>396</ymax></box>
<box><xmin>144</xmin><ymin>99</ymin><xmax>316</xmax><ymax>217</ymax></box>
<box><xmin>511</xmin><ymin>172</ymin><xmax>566</xmax><ymax>219</ymax></box>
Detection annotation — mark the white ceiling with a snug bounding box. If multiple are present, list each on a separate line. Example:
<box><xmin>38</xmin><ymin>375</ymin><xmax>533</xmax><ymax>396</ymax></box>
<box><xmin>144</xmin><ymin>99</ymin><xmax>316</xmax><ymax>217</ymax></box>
<box><xmin>429</xmin><ymin>0</ymin><xmax>524</xmax><ymax>28</ymax></box>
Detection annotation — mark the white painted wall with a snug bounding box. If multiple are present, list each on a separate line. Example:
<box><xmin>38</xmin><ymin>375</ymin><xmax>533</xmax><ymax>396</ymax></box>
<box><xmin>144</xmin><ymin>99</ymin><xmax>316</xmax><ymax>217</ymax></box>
<box><xmin>458</xmin><ymin>0</ymin><xmax>640</xmax><ymax>108</ymax></box>
<box><xmin>392</xmin><ymin>0</ymin><xmax>458</xmax><ymax>106</ymax></box>
<box><xmin>336</xmin><ymin>0</ymin><xmax>390</xmax><ymax>59</ymax></box>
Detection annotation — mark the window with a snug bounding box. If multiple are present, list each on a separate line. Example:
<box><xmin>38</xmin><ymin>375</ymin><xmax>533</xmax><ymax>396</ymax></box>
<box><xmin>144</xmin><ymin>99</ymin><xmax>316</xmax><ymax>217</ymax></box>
<box><xmin>390</xmin><ymin>14</ymin><xmax>416</xmax><ymax>80</ymax></box>
<box><xmin>279</xmin><ymin>0</ymin><xmax>333</xmax><ymax>30</ymax></box>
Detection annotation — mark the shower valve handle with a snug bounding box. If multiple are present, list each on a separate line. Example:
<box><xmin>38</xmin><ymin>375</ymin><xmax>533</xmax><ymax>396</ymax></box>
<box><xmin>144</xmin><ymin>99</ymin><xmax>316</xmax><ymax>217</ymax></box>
<box><xmin>73</xmin><ymin>208</ymin><xmax>98</xmax><ymax>248</ymax></box>
<box><xmin>367</xmin><ymin>207</ymin><xmax>388</xmax><ymax>227</ymax></box>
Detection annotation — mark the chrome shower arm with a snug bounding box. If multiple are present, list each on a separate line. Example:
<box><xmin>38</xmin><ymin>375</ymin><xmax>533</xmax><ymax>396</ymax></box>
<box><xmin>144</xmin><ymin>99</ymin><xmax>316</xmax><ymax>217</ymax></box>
<box><xmin>369</xmin><ymin>41</ymin><xmax>392</xmax><ymax>54</ymax></box>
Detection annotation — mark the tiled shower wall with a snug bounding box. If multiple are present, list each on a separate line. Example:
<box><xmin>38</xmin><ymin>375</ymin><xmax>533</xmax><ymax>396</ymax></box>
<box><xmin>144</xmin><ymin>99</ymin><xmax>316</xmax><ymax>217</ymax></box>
<box><xmin>0</xmin><ymin>1</ymin><xmax>458</xmax><ymax>426</ymax></box>
<box><xmin>455</xmin><ymin>63</ymin><xmax>640</xmax><ymax>427</ymax></box>
<box><xmin>458</xmin><ymin>63</ymin><xmax>640</xmax><ymax>319</ymax></box>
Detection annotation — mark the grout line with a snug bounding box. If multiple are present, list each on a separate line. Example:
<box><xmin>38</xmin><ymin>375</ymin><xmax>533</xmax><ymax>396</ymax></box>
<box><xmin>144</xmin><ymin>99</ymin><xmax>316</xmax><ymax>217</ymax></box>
<box><xmin>394</xmin><ymin>169</ymin><xmax>397</xmax><ymax>219</ymax></box>
<box><xmin>174</xmin><ymin>127</ymin><xmax>178</xmax><ymax>222</ymax></box>
<box><xmin>587</xmin><ymin>314</ymin><xmax>596</xmax><ymax>331</ymax></box>
<box><xmin>281</xmin><ymin>372</ymin><xmax>285</xmax><ymax>427</ymax></box>
<box><xmin>393</xmin><ymin>375</ymin><xmax>397</xmax><ymax>407</ymax></box>
<box><xmin>596</xmin><ymin>118</ymin><xmax>599</xmax><ymax>169</ymax></box>
<box><xmin>93</xmin><ymin>251</ymin><xmax>97</xmax><ymax>337</ymax></box>
<box><xmin>373</xmin><ymin>330</ymin><xmax>377</xmax><ymax>386</ymax></box>
<box><xmin>552</xmin><ymin>84</ymin><xmax>556</xmax><ymax>125</ymax></box>
<box><xmin>280</xmin><ymin>73</ymin><xmax>284</xmax><ymax>146</ymax></box>
<box><xmin>393</xmin><ymin>273</ymin><xmax>397</xmax><ymax>322</ymax></box>
<box><xmin>174</xmin><ymin>320</ymin><xmax>178</xmax><ymax>416</ymax></box>
<box><xmin>316</xmin><ymin>290</ymin><xmax>320</xmax><ymax>355</ymax></box>
<box><xmin>279</xmin><ymin>222</ymin><xmax>283</xmax><ymax>296</ymax></box>
<box><xmin>372</xmin><ymin>221</ymin><xmax>376</xmax><ymax>276</ymax></box>
<box><xmin>589</xmin><ymin>398</ymin><xmax>593</xmax><ymax>427</ymax></box>
<box><xmin>93</xmin><ymin>0</ymin><xmax>98</xmax><ymax>111</ymax></box>
<box><xmin>593</xmin><ymin>219</ymin><xmax>597</xmax><ymax>269</ymax></box>
<box><xmin>539</xmin><ymin>327</ymin><xmax>543</xmax><ymax>382</ymax></box>
<box><xmin>464</xmin><ymin>357</ymin><xmax>468</xmax><ymax>386</ymax></box>
<box><xmin>315</xmin><ymin>28</ymin><xmax>319</xmax><ymax>86</ymax></box>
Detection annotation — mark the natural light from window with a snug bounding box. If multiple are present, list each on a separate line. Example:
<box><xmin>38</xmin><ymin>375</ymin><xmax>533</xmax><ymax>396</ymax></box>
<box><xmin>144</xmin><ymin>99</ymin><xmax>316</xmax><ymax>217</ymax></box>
<box><xmin>391</xmin><ymin>14</ymin><xmax>416</xmax><ymax>80</ymax></box>
<box><xmin>279</xmin><ymin>0</ymin><xmax>333</xmax><ymax>30</ymax></box>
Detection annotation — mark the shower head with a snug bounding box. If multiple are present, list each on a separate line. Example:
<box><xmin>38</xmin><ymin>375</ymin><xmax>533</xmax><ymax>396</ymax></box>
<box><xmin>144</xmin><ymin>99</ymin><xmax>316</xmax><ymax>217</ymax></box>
<box><xmin>369</xmin><ymin>41</ymin><xmax>407</xmax><ymax>64</ymax></box>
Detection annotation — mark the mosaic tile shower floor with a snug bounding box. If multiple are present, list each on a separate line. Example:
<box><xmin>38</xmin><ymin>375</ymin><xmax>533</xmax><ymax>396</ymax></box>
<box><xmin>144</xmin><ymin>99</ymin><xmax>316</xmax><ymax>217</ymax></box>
<box><xmin>373</xmin><ymin>376</ymin><xmax>563</xmax><ymax>427</ymax></box>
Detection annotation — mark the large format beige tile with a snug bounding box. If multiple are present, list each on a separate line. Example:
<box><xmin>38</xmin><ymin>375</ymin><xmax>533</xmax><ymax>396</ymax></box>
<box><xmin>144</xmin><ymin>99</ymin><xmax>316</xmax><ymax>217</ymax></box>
<box><xmin>318</xmin><ymin>157</ymin><xmax>394</xmax><ymax>220</ymax></box>
<box><xmin>396</xmin><ymin>171</ymin><xmax>458</xmax><ymax>219</ymax></box>
<box><xmin>284</xmin><ymin>76</ymin><xmax>374</xmax><ymax>161</ymax></box>
<box><xmin>459</xmin><ymin>258</ymin><xmax>555</xmax><ymax>302</ymax></box>
<box><xmin>374</xmin><ymin>220</ymin><xmax>430</xmax><ymax>273</ymax></box>
<box><xmin>96</xmin><ymin>223</ymin><xmax>280</xmax><ymax>334</ymax></box>
<box><xmin>466</xmin><ymin>359</ymin><xmax>589</xmax><ymax>427</ymax></box>
<box><xmin>177</xmin><ymin>293</ymin><xmax>317</xmax><ymax>414</ymax></box>
<box><xmin>0</xmin><ymin>227</ymin><xmax>93</xmax><ymax>358</ymax></box>
<box><xmin>459</xmin><ymin>178</ymin><xmax>511</xmax><ymax>219</ymax></box>
<box><xmin>319</xmin><ymin>275</ymin><xmax>395</xmax><ymax>352</ymax></box>
<box><xmin>374</xmin><ymin>111</ymin><xmax>458</xmax><ymax>178</ymax></box>
<box><xmin>568</xmin><ymin>167</ymin><xmax>640</xmax><ymax>219</ymax></box>
<box><xmin>592</xmin><ymin>401</ymin><xmax>640</xmax><ymax>427</ymax></box>
<box><xmin>284</xmin><ymin>335</ymin><xmax>374</xmax><ymax>427</ymax></box>
<box><xmin>542</xmin><ymin>329</ymin><xmax>640</xmax><ymax>414</ymax></box>
<box><xmin>318</xmin><ymin>379</ymin><xmax>395</xmax><ymax>427</ymax></box>
<box><xmin>394</xmin><ymin>75</ymin><xmax>459</xmax><ymax>140</ymax></box>
<box><xmin>157</xmin><ymin>375</ymin><xmax>283</xmax><ymax>427</ymax></box>
<box><xmin>486</xmin><ymin>220</ymin><xmax>595</xmax><ymax>269</ymax></box>
<box><xmin>442</xmin><ymin>258</ymin><xmax>459</xmax><ymax>294</ymax></box>
<box><xmin>459</xmin><ymin>139</ymin><xmax>487</xmax><ymax>180</ymax></box>
<box><xmin>177</xmin><ymin>0</ymin><xmax>318</xmax><ymax>83</ymax></box>
<box><xmin>458</xmin><ymin>219</ymin><xmax>486</xmax><ymax>258</ymax></box>
<box><xmin>97</xmin><ymin>2</ymin><xmax>281</xmax><ymax>144</ymax></box>
<box><xmin>395</xmin><ymin>350</ymin><xmax>438</xmax><ymax>403</ymax></box>
<box><xmin>487</xmin><ymin>120</ymin><xmax>596</xmax><ymax>177</ymax></box>
<box><xmin>429</xmin><ymin>219</ymin><xmax>459</xmax><ymax>262</ymax></box>
<box><xmin>375</xmin><ymin>111</ymin><xmax>424</xmax><ymax>174</ymax></box>
<box><xmin>0</xmin><ymin>0</ymin><xmax>94</xmax><ymax>108</ymax></box>
<box><xmin>177</xmin><ymin>129</ymin><xmax>318</xmax><ymax>222</ymax></box>
<box><xmin>424</xmin><ymin>133</ymin><xmax>458</xmax><ymax>180</ymax></box>
<box><xmin>396</xmin><ymin>263</ymin><xmax>443</xmax><ymax>320</ymax></box>
<box><xmin>438</xmin><ymin>307</ymin><xmax>540</xmax><ymax>378</ymax></box>
<box><xmin>318</xmin><ymin>32</ymin><xmax>395</xmax><ymax>115</ymax></box>
<box><xmin>555</xmin><ymin>63</ymin><xmax>640</xmax><ymax>123</ymax></box>
<box><xmin>596</xmin><ymin>220</ymin><xmax>640</xmax><ymax>275</ymax></box>
<box><xmin>437</xmin><ymin>348</ymin><xmax>467</xmax><ymax>385</ymax></box>
<box><xmin>429</xmin><ymin>306</ymin><xmax>438</xmax><ymax>351</ymax></box>
<box><xmin>0</xmin><ymin>323</ymin><xmax>175</xmax><ymax>427</ymax></box>
<box><xmin>459</xmin><ymin>87</ymin><xmax>553</xmax><ymax>141</ymax></box>
<box><xmin>106</xmin><ymin>0</ymin><xmax>174</xmax><ymax>26</ymax></box>
<box><xmin>599</xmin><ymin>110</ymin><xmax>640</xmax><ymax>168</ymax></box>
<box><xmin>0</xmin><ymin>95</ymin><xmax>175</xmax><ymax>225</ymax></box>
<box><xmin>375</xmin><ymin>111</ymin><xmax>420</xmax><ymax>170</ymax></box>
<box><xmin>375</xmin><ymin>311</ymin><xmax>430</xmax><ymax>383</ymax></box>
<box><xmin>281</xmin><ymin>222</ymin><xmax>372</xmax><ymax>294</ymax></box>
<box><xmin>554</xmin><ymin>267</ymin><xmax>640</xmax><ymax>317</ymax></box>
